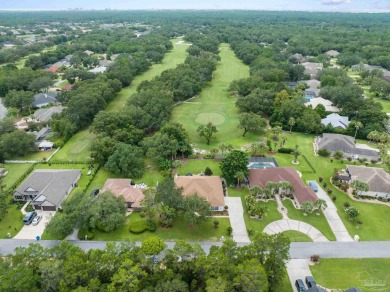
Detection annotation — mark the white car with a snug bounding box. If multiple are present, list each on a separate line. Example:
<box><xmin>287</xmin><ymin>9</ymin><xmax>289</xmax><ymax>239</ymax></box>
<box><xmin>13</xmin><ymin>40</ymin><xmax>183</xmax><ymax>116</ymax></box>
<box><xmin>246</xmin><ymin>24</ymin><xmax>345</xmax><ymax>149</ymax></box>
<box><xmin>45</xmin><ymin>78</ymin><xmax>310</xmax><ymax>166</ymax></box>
<box><xmin>32</xmin><ymin>215</ymin><xmax>42</xmax><ymax>226</ymax></box>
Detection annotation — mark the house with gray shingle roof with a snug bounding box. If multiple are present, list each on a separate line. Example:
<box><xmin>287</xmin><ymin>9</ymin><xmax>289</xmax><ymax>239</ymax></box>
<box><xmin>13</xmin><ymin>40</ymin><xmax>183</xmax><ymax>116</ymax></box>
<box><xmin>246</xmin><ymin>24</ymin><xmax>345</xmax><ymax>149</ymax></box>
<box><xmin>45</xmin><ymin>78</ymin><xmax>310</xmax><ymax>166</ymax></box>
<box><xmin>13</xmin><ymin>169</ymin><xmax>81</xmax><ymax>211</ymax></box>
<box><xmin>325</xmin><ymin>50</ymin><xmax>340</xmax><ymax>58</ymax></box>
<box><xmin>345</xmin><ymin>165</ymin><xmax>390</xmax><ymax>199</ymax></box>
<box><xmin>34</xmin><ymin>106</ymin><xmax>64</xmax><ymax>122</ymax></box>
<box><xmin>33</xmin><ymin>92</ymin><xmax>58</xmax><ymax>108</ymax></box>
<box><xmin>314</xmin><ymin>133</ymin><xmax>379</xmax><ymax>160</ymax></box>
<box><xmin>321</xmin><ymin>113</ymin><xmax>350</xmax><ymax>129</ymax></box>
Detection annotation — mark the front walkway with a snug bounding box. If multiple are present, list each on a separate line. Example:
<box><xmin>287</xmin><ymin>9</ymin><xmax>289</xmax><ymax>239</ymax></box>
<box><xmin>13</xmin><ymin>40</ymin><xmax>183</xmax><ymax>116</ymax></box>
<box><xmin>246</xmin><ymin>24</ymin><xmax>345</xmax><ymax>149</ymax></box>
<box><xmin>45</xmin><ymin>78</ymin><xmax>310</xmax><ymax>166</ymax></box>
<box><xmin>263</xmin><ymin>219</ymin><xmax>329</xmax><ymax>242</ymax></box>
<box><xmin>309</xmin><ymin>180</ymin><xmax>353</xmax><ymax>242</ymax></box>
<box><xmin>224</xmin><ymin>197</ymin><xmax>250</xmax><ymax>243</ymax></box>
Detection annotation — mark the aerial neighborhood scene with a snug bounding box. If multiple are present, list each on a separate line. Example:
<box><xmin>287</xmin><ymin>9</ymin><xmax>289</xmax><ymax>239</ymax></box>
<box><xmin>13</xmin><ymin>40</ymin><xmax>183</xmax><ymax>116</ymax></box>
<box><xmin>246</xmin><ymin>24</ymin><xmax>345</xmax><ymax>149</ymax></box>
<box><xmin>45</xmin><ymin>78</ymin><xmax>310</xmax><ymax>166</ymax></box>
<box><xmin>0</xmin><ymin>0</ymin><xmax>390</xmax><ymax>291</ymax></box>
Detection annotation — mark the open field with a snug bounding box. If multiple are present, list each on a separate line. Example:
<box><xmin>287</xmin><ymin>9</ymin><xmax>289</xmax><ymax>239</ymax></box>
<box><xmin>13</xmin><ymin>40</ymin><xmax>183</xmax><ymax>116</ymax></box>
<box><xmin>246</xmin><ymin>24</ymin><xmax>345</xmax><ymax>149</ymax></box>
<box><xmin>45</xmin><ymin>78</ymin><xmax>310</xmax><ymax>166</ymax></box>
<box><xmin>106</xmin><ymin>41</ymin><xmax>189</xmax><ymax>112</ymax></box>
<box><xmin>93</xmin><ymin>212</ymin><xmax>231</xmax><ymax>242</ymax></box>
<box><xmin>173</xmin><ymin>43</ymin><xmax>260</xmax><ymax>150</ymax></box>
<box><xmin>51</xmin><ymin>129</ymin><xmax>95</xmax><ymax>162</ymax></box>
<box><xmin>310</xmin><ymin>258</ymin><xmax>390</xmax><ymax>291</ymax></box>
<box><xmin>1</xmin><ymin>163</ymin><xmax>33</xmax><ymax>190</ymax></box>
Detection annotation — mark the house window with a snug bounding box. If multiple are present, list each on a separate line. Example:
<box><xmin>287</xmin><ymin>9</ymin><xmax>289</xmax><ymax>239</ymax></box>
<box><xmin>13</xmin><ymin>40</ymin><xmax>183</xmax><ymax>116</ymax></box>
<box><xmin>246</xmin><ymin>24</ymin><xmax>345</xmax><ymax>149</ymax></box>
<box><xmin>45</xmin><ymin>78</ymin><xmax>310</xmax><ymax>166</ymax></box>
<box><xmin>15</xmin><ymin>195</ymin><xmax>23</xmax><ymax>200</ymax></box>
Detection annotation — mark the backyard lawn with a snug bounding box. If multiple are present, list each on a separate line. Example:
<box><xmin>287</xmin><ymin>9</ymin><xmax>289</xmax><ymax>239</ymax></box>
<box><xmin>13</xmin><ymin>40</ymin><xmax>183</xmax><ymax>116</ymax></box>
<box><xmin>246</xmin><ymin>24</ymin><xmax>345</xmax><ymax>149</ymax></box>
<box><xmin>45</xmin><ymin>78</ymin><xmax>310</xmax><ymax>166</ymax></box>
<box><xmin>10</xmin><ymin>150</ymin><xmax>55</xmax><ymax>162</ymax></box>
<box><xmin>51</xmin><ymin>129</ymin><xmax>95</xmax><ymax>162</ymax></box>
<box><xmin>106</xmin><ymin>41</ymin><xmax>189</xmax><ymax>112</ymax></box>
<box><xmin>172</xmin><ymin>43</ymin><xmax>261</xmax><ymax>150</ymax></box>
<box><xmin>282</xmin><ymin>199</ymin><xmax>336</xmax><ymax>241</ymax></box>
<box><xmin>310</xmin><ymin>258</ymin><xmax>390</xmax><ymax>291</ymax></box>
<box><xmin>178</xmin><ymin>159</ymin><xmax>222</xmax><ymax>176</ymax></box>
<box><xmin>1</xmin><ymin>163</ymin><xmax>33</xmax><ymax>190</ymax></box>
<box><xmin>0</xmin><ymin>206</ymin><xmax>24</xmax><ymax>239</ymax></box>
<box><xmin>93</xmin><ymin>212</ymin><xmax>231</xmax><ymax>242</ymax></box>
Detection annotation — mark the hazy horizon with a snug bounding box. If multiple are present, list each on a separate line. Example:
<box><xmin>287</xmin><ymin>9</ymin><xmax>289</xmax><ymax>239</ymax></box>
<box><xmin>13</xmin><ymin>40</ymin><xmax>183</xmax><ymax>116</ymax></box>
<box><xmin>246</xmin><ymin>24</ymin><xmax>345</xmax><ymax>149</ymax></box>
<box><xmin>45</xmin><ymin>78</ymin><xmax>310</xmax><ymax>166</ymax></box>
<box><xmin>0</xmin><ymin>0</ymin><xmax>389</xmax><ymax>13</ymax></box>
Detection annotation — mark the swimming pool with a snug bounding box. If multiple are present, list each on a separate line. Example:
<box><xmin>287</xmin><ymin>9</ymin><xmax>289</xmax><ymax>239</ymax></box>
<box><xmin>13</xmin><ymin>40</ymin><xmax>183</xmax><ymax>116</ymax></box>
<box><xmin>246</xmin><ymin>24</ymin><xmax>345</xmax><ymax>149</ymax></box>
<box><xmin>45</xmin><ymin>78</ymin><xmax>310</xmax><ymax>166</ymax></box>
<box><xmin>249</xmin><ymin>163</ymin><xmax>275</xmax><ymax>169</ymax></box>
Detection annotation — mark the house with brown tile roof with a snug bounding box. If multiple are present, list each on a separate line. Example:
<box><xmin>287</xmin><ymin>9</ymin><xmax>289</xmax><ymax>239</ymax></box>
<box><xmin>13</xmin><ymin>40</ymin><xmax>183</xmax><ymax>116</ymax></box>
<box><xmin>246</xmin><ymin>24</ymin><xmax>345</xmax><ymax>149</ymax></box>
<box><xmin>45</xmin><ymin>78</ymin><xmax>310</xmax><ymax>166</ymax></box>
<box><xmin>101</xmin><ymin>179</ymin><xmax>145</xmax><ymax>210</ymax></box>
<box><xmin>174</xmin><ymin>175</ymin><xmax>225</xmax><ymax>211</ymax></box>
<box><xmin>248</xmin><ymin>167</ymin><xmax>317</xmax><ymax>207</ymax></box>
<box><xmin>346</xmin><ymin>165</ymin><xmax>390</xmax><ymax>200</ymax></box>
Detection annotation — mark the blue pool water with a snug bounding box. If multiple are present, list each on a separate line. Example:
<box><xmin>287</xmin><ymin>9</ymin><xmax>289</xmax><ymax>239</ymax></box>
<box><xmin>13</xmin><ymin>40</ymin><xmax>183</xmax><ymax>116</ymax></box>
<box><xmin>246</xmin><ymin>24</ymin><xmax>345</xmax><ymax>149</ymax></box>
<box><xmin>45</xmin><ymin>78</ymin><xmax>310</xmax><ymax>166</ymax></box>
<box><xmin>250</xmin><ymin>163</ymin><xmax>274</xmax><ymax>169</ymax></box>
<box><xmin>305</xmin><ymin>95</ymin><xmax>314</xmax><ymax>101</ymax></box>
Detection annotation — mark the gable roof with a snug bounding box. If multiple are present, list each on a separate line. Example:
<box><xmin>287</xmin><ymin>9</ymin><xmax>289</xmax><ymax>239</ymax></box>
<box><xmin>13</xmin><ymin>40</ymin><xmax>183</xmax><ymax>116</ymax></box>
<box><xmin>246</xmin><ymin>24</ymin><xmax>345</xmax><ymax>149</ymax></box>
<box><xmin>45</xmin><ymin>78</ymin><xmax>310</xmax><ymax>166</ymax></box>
<box><xmin>33</xmin><ymin>92</ymin><xmax>58</xmax><ymax>107</ymax></box>
<box><xmin>101</xmin><ymin>179</ymin><xmax>144</xmax><ymax>208</ymax></box>
<box><xmin>347</xmin><ymin>165</ymin><xmax>390</xmax><ymax>193</ymax></box>
<box><xmin>321</xmin><ymin>113</ymin><xmax>350</xmax><ymax>129</ymax></box>
<box><xmin>305</xmin><ymin>97</ymin><xmax>340</xmax><ymax>112</ymax></box>
<box><xmin>13</xmin><ymin>169</ymin><xmax>81</xmax><ymax>207</ymax></box>
<box><xmin>317</xmin><ymin>134</ymin><xmax>379</xmax><ymax>158</ymax></box>
<box><xmin>34</xmin><ymin>106</ymin><xmax>64</xmax><ymax>122</ymax></box>
<box><xmin>175</xmin><ymin>175</ymin><xmax>225</xmax><ymax>207</ymax></box>
<box><xmin>248</xmin><ymin>167</ymin><xmax>317</xmax><ymax>204</ymax></box>
<box><xmin>325</xmin><ymin>50</ymin><xmax>340</xmax><ymax>57</ymax></box>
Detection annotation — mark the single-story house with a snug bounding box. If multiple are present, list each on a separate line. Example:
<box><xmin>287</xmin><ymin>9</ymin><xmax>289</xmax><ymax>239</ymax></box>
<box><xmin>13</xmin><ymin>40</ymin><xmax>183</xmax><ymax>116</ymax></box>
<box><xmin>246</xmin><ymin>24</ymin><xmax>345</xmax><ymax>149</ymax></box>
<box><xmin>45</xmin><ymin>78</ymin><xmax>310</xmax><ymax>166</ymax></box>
<box><xmin>34</xmin><ymin>127</ymin><xmax>51</xmax><ymax>141</ymax></box>
<box><xmin>325</xmin><ymin>50</ymin><xmax>340</xmax><ymax>58</ymax></box>
<box><xmin>99</xmin><ymin>59</ymin><xmax>113</xmax><ymax>67</ymax></box>
<box><xmin>289</xmin><ymin>53</ymin><xmax>308</xmax><ymax>63</ymax></box>
<box><xmin>302</xmin><ymin>62</ymin><xmax>323</xmax><ymax>79</ymax></box>
<box><xmin>62</xmin><ymin>84</ymin><xmax>73</xmax><ymax>91</ymax></box>
<box><xmin>305</xmin><ymin>97</ymin><xmax>340</xmax><ymax>112</ymax></box>
<box><xmin>84</xmin><ymin>50</ymin><xmax>94</xmax><ymax>55</ymax></box>
<box><xmin>13</xmin><ymin>169</ymin><xmax>81</xmax><ymax>211</ymax></box>
<box><xmin>101</xmin><ymin>179</ymin><xmax>145</xmax><ymax>210</ymax></box>
<box><xmin>174</xmin><ymin>175</ymin><xmax>225</xmax><ymax>211</ymax></box>
<box><xmin>44</xmin><ymin>65</ymin><xmax>60</xmax><ymax>73</ymax></box>
<box><xmin>2</xmin><ymin>41</ymin><xmax>15</xmax><ymax>47</ymax></box>
<box><xmin>34</xmin><ymin>106</ymin><xmax>64</xmax><ymax>122</ymax></box>
<box><xmin>298</xmin><ymin>79</ymin><xmax>321</xmax><ymax>96</ymax></box>
<box><xmin>314</xmin><ymin>133</ymin><xmax>379</xmax><ymax>160</ymax></box>
<box><xmin>321</xmin><ymin>113</ymin><xmax>350</xmax><ymax>129</ymax></box>
<box><xmin>89</xmin><ymin>66</ymin><xmax>107</xmax><ymax>74</ymax></box>
<box><xmin>248</xmin><ymin>167</ymin><xmax>317</xmax><ymax>207</ymax></box>
<box><xmin>38</xmin><ymin>140</ymin><xmax>54</xmax><ymax>151</ymax></box>
<box><xmin>344</xmin><ymin>165</ymin><xmax>390</xmax><ymax>199</ymax></box>
<box><xmin>33</xmin><ymin>92</ymin><xmax>58</xmax><ymax>108</ymax></box>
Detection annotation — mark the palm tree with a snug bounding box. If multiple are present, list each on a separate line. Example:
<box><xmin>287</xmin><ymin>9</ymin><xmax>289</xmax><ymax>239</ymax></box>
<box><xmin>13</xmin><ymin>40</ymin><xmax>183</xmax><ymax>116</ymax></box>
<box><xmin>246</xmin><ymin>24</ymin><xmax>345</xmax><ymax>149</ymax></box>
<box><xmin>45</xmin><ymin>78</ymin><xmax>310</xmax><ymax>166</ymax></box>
<box><xmin>219</xmin><ymin>143</ymin><xmax>227</xmax><ymax>158</ymax></box>
<box><xmin>292</xmin><ymin>145</ymin><xmax>301</xmax><ymax>163</ymax></box>
<box><xmin>234</xmin><ymin>171</ymin><xmax>247</xmax><ymax>188</ymax></box>
<box><xmin>249</xmin><ymin>185</ymin><xmax>262</xmax><ymax>198</ymax></box>
<box><xmin>210</xmin><ymin>147</ymin><xmax>219</xmax><ymax>157</ymax></box>
<box><xmin>288</xmin><ymin>117</ymin><xmax>296</xmax><ymax>133</ymax></box>
<box><xmin>314</xmin><ymin>199</ymin><xmax>327</xmax><ymax>214</ymax></box>
<box><xmin>351</xmin><ymin>121</ymin><xmax>363</xmax><ymax>139</ymax></box>
<box><xmin>254</xmin><ymin>202</ymin><xmax>269</xmax><ymax>219</ymax></box>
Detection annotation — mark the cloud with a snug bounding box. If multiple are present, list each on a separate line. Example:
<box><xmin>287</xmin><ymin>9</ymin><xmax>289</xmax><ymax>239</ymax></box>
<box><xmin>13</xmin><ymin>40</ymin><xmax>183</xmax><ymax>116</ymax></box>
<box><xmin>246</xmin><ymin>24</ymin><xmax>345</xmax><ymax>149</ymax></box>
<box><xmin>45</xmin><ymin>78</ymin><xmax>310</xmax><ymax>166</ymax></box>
<box><xmin>322</xmin><ymin>0</ymin><xmax>352</xmax><ymax>5</ymax></box>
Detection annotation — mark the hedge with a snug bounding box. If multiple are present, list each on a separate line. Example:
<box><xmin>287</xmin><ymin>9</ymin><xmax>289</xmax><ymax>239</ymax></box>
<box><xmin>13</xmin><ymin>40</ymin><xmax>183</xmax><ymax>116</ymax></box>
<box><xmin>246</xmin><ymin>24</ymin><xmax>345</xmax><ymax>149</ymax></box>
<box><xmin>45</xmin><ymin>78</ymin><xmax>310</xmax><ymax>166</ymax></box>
<box><xmin>278</xmin><ymin>148</ymin><xmax>294</xmax><ymax>154</ymax></box>
<box><xmin>78</xmin><ymin>229</ymin><xmax>94</xmax><ymax>240</ymax></box>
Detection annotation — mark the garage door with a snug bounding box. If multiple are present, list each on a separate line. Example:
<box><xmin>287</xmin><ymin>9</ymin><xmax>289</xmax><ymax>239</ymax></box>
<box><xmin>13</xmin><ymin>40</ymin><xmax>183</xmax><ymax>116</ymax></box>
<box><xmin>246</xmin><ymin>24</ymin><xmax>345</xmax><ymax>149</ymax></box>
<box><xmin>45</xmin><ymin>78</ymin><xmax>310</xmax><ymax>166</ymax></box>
<box><xmin>42</xmin><ymin>206</ymin><xmax>56</xmax><ymax>211</ymax></box>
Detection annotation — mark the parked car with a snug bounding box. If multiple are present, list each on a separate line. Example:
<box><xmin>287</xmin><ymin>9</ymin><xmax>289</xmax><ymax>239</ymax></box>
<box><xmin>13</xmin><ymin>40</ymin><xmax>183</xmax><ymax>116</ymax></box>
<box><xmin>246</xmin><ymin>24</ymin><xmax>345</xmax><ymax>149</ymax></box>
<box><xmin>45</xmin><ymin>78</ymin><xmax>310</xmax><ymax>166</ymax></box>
<box><xmin>306</xmin><ymin>276</ymin><xmax>316</xmax><ymax>288</ymax></box>
<box><xmin>91</xmin><ymin>189</ymin><xmax>99</xmax><ymax>196</ymax></box>
<box><xmin>309</xmin><ymin>181</ymin><xmax>318</xmax><ymax>192</ymax></box>
<box><xmin>23</xmin><ymin>211</ymin><xmax>37</xmax><ymax>225</ymax></box>
<box><xmin>32</xmin><ymin>215</ymin><xmax>42</xmax><ymax>226</ymax></box>
<box><xmin>295</xmin><ymin>279</ymin><xmax>306</xmax><ymax>292</ymax></box>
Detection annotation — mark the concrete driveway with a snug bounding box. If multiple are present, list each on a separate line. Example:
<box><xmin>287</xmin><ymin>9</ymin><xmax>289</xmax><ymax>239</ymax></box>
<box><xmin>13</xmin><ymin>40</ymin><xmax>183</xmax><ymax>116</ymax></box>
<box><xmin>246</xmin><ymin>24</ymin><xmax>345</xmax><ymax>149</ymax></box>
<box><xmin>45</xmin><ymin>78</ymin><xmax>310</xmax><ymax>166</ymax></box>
<box><xmin>286</xmin><ymin>259</ymin><xmax>312</xmax><ymax>292</ymax></box>
<box><xmin>224</xmin><ymin>197</ymin><xmax>250</xmax><ymax>243</ymax></box>
<box><xmin>14</xmin><ymin>211</ymin><xmax>55</xmax><ymax>240</ymax></box>
<box><xmin>308</xmin><ymin>180</ymin><xmax>353</xmax><ymax>242</ymax></box>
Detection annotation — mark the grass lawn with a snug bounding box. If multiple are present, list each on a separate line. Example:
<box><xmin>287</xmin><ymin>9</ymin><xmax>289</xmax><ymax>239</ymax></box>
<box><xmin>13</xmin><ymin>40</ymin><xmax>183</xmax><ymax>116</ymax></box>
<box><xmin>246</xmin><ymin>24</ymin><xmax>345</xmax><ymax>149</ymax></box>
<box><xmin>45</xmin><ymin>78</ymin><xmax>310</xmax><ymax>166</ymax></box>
<box><xmin>51</xmin><ymin>129</ymin><xmax>95</xmax><ymax>162</ymax></box>
<box><xmin>178</xmin><ymin>159</ymin><xmax>222</xmax><ymax>176</ymax></box>
<box><xmin>282</xmin><ymin>200</ymin><xmax>336</xmax><ymax>241</ymax></box>
<box><xmin>375</xmin><ymin>97</ymin><xmax>390</xmax><ymax>113</ymax></box>
<box><xmin>173</xmin><ymin>43</ymin><xmax>260</xmax><ymax>150</ymax></box>
<box><xmin>228</xmin><ymin>187</ymin><xmax>283</xmax><ymax>236</ymax></box>
<box><xmin>281</xmin><ymin>230</ymin><xmax>312</xmax><ymax>242</ymax></box>
<box><xmin>10</xmin><ymin>150</ymin><xmax>55</xmax><ymax>162</ymax></box>
<box><xmin>310</xmin><ymin>258</ymin><xmax>390</xmax><ymax>291</ymax></box>
<box><xmin>106</xmin><ymin>41</ymin><xmax>189</xmax><ymax>112</ymax></box>
<box><xmin>0</xmin><ymin>206</ymin><xmax>24</xmax><ymax>239</ymax></box>
<box><xmin>93</xmin><ymin>212</ymin><xmax>231</xmax><ymax>242</ymax></box>
<box><xmin>1</xmin><ymin>163</ymin><xmax>33</xmax><ymax>190</ymax></box>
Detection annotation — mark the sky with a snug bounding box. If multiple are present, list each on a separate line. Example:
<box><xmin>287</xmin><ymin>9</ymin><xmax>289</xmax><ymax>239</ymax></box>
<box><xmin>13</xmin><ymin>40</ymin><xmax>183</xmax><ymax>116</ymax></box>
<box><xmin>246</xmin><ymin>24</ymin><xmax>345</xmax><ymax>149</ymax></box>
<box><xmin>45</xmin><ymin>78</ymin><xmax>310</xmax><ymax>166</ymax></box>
<box><xmin>0</xmin><ymin>0</ymin><xmax>389</xmax><ymax>12</ymax></box>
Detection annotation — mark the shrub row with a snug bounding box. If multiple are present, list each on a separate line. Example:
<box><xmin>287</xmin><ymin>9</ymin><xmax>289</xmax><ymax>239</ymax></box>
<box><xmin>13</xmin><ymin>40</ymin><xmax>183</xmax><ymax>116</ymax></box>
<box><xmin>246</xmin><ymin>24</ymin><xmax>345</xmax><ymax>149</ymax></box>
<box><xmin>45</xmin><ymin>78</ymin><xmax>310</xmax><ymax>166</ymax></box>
<box><xmin>129</xmin><ymin>219</ymin><xmax>156</xmax><ymax>234</ymax></box>
<box><xmin>277</xmin><ymin>148</ymin><xmax>294</xmax><ymax>154</ymax></box>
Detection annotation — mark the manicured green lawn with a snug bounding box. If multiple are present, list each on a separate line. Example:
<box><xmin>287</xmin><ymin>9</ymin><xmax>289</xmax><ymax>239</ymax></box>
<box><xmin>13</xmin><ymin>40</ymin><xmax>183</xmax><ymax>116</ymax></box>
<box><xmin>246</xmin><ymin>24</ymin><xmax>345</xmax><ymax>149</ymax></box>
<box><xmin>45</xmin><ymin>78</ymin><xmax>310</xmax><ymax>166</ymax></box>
<box><xmin>282</xmin><ymin>199</ymin><xmax>336</xmax><ymax>241</ymax></box>
<box><xmin>10</xmin><ymin>150</ymin><xmax>55</xmax><ymax>161</ymax></box>
<box><xmin>310</xmin><ymin>258</ymin><xmax>390</xmax><ymax>291</ymax></box>
<box><xmin>173</xmin><ymin>43</ymin><xmax>260</xmax><ymax>150</ymax></box>
<box><xmin>178</xmin><ymin>159</ymin><xmax>222</xmax><ymax>176</ymax></box>
<box><xmin>93</xmin><ymin>212</ymin><xmax>231</xmax><ymax>242</ymax></box>
<box><xmin>106</xmin><ymin>41</ymin><xmax>189</xmax><ymax>112</ymax></box>
<box><xmin>1</xmin><ymin>163</ymin><xmax>33</xmax><ymax>190</ymax></box>
<box><xmin>0</xmin><ymin>206</ymin><xmax>24</xmax><ymax>239</ymax></box>
<box><xmin>51</xmin><ymin>129</ymin><xmax>95</xmax><ymax>162</ymax></box>
<box><xmin>375</xmin><ymin>97</ymin><xmax>390</xmax><ymax>113</ymax></box>
<box><xmin>228</xmin><ymin>187</ymin><xmax>283</xmax><ymax>236</ymax></box>
<box><xmin>281</xmin><ymin>230</ymin><xmax>312</xmax><ymax>242</ymax></box>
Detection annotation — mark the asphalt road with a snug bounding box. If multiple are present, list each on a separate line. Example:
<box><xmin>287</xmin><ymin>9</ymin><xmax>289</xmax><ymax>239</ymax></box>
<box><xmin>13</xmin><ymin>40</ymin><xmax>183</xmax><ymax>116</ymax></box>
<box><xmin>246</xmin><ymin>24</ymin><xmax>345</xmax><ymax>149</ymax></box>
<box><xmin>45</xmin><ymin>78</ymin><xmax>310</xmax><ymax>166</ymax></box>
<box><xmin>0</xmin><ymin>99</ymin><xmax>8</xmax><ymax>120</ymax></box>
<box><xmin>1</xmin><ymin>239</ymin><xmax>390</xmax><ymax>258</ymax></box>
